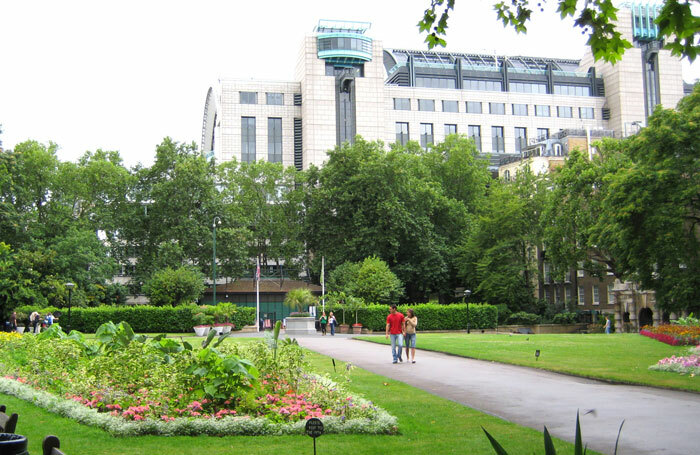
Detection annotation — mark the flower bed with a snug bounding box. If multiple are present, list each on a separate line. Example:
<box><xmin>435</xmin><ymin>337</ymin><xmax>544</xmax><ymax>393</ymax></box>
<box><xmin>0</xmin><ymin>322</ymin><xmax>397</xmax><ymax>436</ymax></box>
<box><xmin>640</xmin><ymin>324</ymin><xmax>700</xmax><ymax>346</ymax></box>
<box><xmin>649</xmin><ymin>346</ymin><xmax>700</xmax><ymax>376</ymax></box>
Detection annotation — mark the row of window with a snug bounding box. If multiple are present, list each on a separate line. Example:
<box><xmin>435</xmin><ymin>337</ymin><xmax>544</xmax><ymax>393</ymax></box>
<box><xmin>240</xmin><ymin>91</ymin><xmax>285</xmax><ymax>105</ymax></box>
<box><xmin>543</xmin><ymin>283</ymin><xmax>615</xmax><ymax>306</ymax></box>
<box><xmin>395</xmin><ymin>122</ymin><xmax>551</xmax><ymax>153</ymax></box>
<box><xmin>413</xmin><ymin>78</ymin><xmax>591</xmax><ymax>96</ymax></box>
<box><xmin>394</xmin><ymin>98</ymin><xmax>595</xmax><ymax>119</ymax></box>
<box><xmin>241</xmin><ymin>117</ymin><xmax>283</xmax><ymax>163</ymax></box>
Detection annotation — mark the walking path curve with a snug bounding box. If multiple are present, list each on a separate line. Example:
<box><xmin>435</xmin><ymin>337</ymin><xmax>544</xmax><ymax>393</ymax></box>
<box><xmin>291</xmin><ymin>333</ymin><xmax>700</xmax><ymax>455</ymax></box>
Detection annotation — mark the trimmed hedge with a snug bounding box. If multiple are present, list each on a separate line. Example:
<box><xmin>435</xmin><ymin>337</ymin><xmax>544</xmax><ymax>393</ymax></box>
<box><xmin>506</xmin><ymin>312</ymin><xmax>541</xmax><ymax>325</ymax></box>
<box><xmin>324</xmin><ymin>303</ymin><xmax>497</xmax><ymax>331</ymax></box>
<box><xmin>13</xmin><ymin>305</ymin><xmax>256</xmax><ymax>334</ymax></box>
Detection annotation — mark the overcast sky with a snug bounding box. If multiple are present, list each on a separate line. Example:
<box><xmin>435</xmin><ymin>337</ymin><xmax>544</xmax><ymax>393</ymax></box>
<box><xmin>1</xmin><ymin>0</ymin><xmax>698</xmax><ymax>168</ymax></box>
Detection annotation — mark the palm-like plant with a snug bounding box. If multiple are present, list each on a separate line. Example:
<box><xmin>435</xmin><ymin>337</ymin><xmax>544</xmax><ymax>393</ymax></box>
<box><xmin>283</xmin><ymin>288</ymin><xmax>317</xmax><ymax>314</ymax></box>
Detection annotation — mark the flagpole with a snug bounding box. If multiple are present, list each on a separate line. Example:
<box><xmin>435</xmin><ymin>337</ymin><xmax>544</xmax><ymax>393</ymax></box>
<box><xmin>256</xmin><ymin>257</ymin><xmax>260</xmax><ymax>333</ymax></box>
<box><xmin>321</xmin><ymin>256</ymin><xmax>325</xmax><ymax>313</ymax></box>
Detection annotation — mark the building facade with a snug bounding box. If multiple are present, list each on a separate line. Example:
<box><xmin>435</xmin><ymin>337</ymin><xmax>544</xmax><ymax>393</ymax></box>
<box><xmin>202</xmin><ymin>7</ymin><xmax>688</xmax><ymax>171</ymax></box>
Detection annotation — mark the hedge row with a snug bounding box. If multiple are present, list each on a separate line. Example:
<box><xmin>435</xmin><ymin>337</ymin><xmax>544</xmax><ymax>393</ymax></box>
<box><xmin>324</xmin><ymin>303</ymin><xmax>497</xmax><ymax>331</ymax></box>
<box><xmin>13</xmin><ymin>305</ymin><xmax>256</xmax><ymax>334</ymax></box>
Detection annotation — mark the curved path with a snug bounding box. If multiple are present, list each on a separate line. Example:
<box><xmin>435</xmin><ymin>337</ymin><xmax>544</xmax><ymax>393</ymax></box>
<box><xmin>292</xmin><ymin>334</ymin><xmax>700</xmax><ymax>455</ymax></box>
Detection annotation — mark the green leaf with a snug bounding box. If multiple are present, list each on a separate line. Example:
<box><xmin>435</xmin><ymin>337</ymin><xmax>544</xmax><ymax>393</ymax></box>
<box><xmin>482</xmin><ymin>427</ymin><xmax>510</xmax><ymax>455</ymax></box>
<box><xmin>544</xmin><ymin>426</ymin><xmax>557</xmax><ymax>455</ymax></box>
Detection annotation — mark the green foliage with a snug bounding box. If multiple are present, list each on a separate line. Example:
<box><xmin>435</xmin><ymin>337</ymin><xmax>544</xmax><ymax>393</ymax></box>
<box><xmin>283</xmin><ymin>288</ymin><xmax>317</xmax><ymax>312</ymax></box>
<box><xmin>507</xmin><ymin>312</ymin><xmax>541</xmax><ymax>325</ymax></box>
<box><xmin>672</xmin><ymin>313</ymin><xmax>699</xmax><ymax>326</ymax></box>
<box><xmin>329</xmin><ymin>256</ymin><xmax>404</xmax><ymax>305</ymax></box>
<box><xmin>322</xmin><ymin>302</ymin><xmax>497</xmax><ymax>331</ymax></box>
<box><xmin>418</xmin><ymin>0</ymin><xmax>697</xmax><ymax>63</ymax></box>
<box><xmin>551</xmin><ymin>312</ymin><xmax>578</xmax><ymax>324</ymax></box>
<box><xmin>144</xmin><ymin>266</ymin><xmax>205</xmax><ymax>306</ymax></box>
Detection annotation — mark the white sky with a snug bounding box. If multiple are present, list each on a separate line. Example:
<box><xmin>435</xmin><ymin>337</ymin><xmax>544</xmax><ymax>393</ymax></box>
<box><xmin>1</xmin><ymin>0</ymin><xmax>698</xmax><ymax>168</ymax></box>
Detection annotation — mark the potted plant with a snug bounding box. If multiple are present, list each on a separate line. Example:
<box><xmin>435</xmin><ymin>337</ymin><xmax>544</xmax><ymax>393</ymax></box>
<box><xmin>192</xmin><ymin>312</ymin><xmax>214</xmax><ymax>337</ymax></box>
<box><xmin>284</xmin><ymin>288</ymin><xmax>318</xmax><ymax>335</ymax></box>
<box><xmin>15</xmin><ymin>311</ymin><xmax>27</xmax><ymax>334</ymax></box>
<box><xmin>346</xmin><ymin>296</ymin><xmax>366</xmax><ymax>334</ymax></box>
<box><xmin>213</xmin><ymin>302</ymin><xmax>237</xmax><ymax>334</ymax></box>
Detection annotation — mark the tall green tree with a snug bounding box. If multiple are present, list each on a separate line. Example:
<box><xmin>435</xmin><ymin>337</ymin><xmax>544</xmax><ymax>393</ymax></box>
<box><xmin>328</xmin><ymin>256</ymin><xmax>404</xmax><ymax>305</ymax></box>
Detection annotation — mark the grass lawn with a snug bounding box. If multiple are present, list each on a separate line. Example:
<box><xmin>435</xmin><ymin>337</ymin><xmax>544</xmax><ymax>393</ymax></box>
<box><xmin>0</xmin><ymin>336</ymin><xmax>597</xmax><ymax>455</ymax></box>
<box><xmin>356</xmin><ymin>333</ymin><xmax>700</xmax><ymax>392</ymax></box>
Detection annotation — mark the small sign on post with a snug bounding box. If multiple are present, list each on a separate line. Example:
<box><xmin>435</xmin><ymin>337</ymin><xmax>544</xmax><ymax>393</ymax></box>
<box><xmin>306</xmin><ymin>417</ymin><xmax>324</xmax><ymax>455</ymax></box>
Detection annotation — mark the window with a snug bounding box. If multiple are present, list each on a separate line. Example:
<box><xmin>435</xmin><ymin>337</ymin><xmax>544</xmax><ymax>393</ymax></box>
<box><xmin>394</xmin><ymin>98</ymin><xmax>411</xmax><ymax>110</ymax></box>
<box><xmin>515</xmin><ymin>127</ymin><xmax>527</xmax><ymax>153</ymax></box>
<box><xmin>554</xmin><ymin>144</ymin><xmax>563</xmax><ymax>156</ymax></box>
<box><xmin>442</xmin><ymin>100</ymin><xmax>459</xmax><ymax>112</ymax></box>
<box><xmin>535</xmin><ymin>105</ymin><xmax>550</xmax><ymax>117</ymax></box>
<box><xmin>241</xmin><ymin>117</ymin><xmax>256</xmax><ymax>162</ymax></box>
<box><xmin>558</xmin><ymin>106</ymin><xmax>573</xmax><ymax>118</ymax></box>
<box><xmin>593</xmin><ymin>285</ymin><xmax>600</xmax><ymax>305</ymax></box>
<box><xmin>537</xmin><ymin>128</ymin><xmax>549</xmax><ymax>141</ymax></box>
<box><xmin>267</xmin><ymin>118</ymin><xmax>282</xmax><ymax>163</ymax></box>
<box><xmin>564</xmin><ymin>269</ymin><xmax>571</xmax><ymax>282</ymax></box>
<box><xmin>445</xmin><ymin>124</ymin><xmax>457</xmax><ymax>136</ymax></box>
<box><xmin>418</xmin><ymin>99</ymin><xmax>435</xmax><ymax>111</ymax></box>
<box><xmin>491</xmin><ymin>126</ymin><xmax>504</xmax><ymax>153</ymax></box>
<box><xmin>464</xmin><ymin>79</ymin><xmax>502</xmax><ymax>91</ymax></box>
<box><xmin>554</xmin><ymin>85</ymin><xmax>590</xmax><ymax>96</ymax></box>
<box><xmin>416</xmin><ymin>77</ymin><xmax>456</xmax><ymax>89</ymax></box>
<box><xmin>565</xmin><ymin>286</ymin><xmax>572</xmax><ymax>303</ymax></box>
<box><xmin>240</xmin><ymin>92</ymin><xmax>257</xmax><ymax>104</ymax></box>
<box><xmin>608</xmin><ymin>284</ymin><xmax>615</xmax><ymax>305</ymax></box>
<box><xmin>466</xmin><ymin>101</ymin><xmax>482</xmax><ymax>114</ymax></box>
<box><xmin>396</xmin><ymin>122</ymin><xmax>409</xmax><ymax>145</ymax></box>
<box><xmin>544</xmin><ymin>288</ymin><xmax>551</xmax><ymax>302</ymax></box>
<box><xmin>578</xmin><ymin>286</ymin><xmax>585</xmax><ymax>305</ymax></box>
<box><xmin>555</xmin><ymin>287</ymin><xmax>562</xmax><ymax>303</ymax></box>
<box><xmin>544</xmin><ymin>263</ymin><xmax>551</xmax><ymax>283</ymax></box>
<box><xmin>266</xmin><ymin>93</ymin><xmax>284</xmax><ymax>105</ymax></box>
<box><xmin>509</xmin><ymin>82</ymin><xmax>547</xmax><ymax>93</ymax></box>
<box><xmin>504</xmin><ymin>169</ymin><xmax>511</xmax><ymax>181</ymax></box>
<box><xmin>512</xmin><ymin>104</ymin><xmax>528</xmax><ymax>116</ymax></box>
<box><xmin>489</xmin><ymin>102</ymin><xmax>505</xmax><ymax>115</ymax></box>
<box><xmin>579</xmin><ymin>107</ymin><xmax>595</xmax><ymax>119</ymax></box>
<box><xmin>420</xmin><ymin>123</ymin><xmax>434</xmax><ymax>149</ymax></box>
<box><xmin>468</xmin><ymin>125</ymin><xmax>481</xmax><ymax>152</ymax></box>
<box><xmin>577</xmin><ymin>262</ymin><xmax>585</xmax><ymax>277</ymax></box>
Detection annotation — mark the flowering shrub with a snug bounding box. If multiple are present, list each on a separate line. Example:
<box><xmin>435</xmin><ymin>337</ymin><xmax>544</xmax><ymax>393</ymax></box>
<box><xmin>640</xmin><ymin>324</ymin><xmax>700</xmax><ymax>346</ymax></box>
<box><xmin>0</xmin><ymin>331</ymin><xmax>22</xmax><ymax>343</ymax></box>
<box><xmin>0</xmin><ymin>322</ymin><xmax>397</xmax><ymax>435</ymax></box>
<box><xmin>649</xmin><ymin>346</ymin><xmax>700</xmax><ymax>376</ymax></box>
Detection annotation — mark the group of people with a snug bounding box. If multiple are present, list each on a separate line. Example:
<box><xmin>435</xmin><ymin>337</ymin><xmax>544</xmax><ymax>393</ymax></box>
<box><xmin>386</xmin><ymin>305</ymin><xmax>418</xmax><ymax>364</ymax></box>
<box><xmin>4</xmin><ymin>311</ymin><xmax>55</xmax><ymax>333</ymax></box>
<box><xmin>319</xmin><ymin>311</ymin><xmax>337</xmax><ymax>336</ymax></box>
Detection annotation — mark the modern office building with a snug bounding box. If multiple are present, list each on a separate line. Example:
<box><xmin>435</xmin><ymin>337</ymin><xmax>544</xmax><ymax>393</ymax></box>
<box><xmin>202</xmin><ymin>5</ymin><xmax>688</xmax><ymax>171</ymax></box>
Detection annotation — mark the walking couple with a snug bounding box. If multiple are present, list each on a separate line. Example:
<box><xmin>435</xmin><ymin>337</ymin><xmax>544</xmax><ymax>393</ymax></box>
<box><xmin>385</xmin><ymin>305</ymin><xmax>417</xmax><ymax>364</ymax></box>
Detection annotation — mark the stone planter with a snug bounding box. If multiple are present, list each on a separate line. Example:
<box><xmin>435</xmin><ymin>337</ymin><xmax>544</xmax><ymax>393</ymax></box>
<box><xmin>15</xmin><ymin>326</ymin><xmax>25</xmax><ymax>334</ymax></box>
<box><xmin>214</xmin><ymin>324</ymin><xmax>233</xmax><ymax>334</ymax></box>
<box><xmin>0</xmin><ymin>433</ymin><xmax>28</xmax><ymax>455</ymax></box>
<box><xmin>339</xmin><ymin>324</ymin><xmax>350</xmax><ymax>334</ymax></box>
<box><xmin>193</xmin><ymin>325</ymin><xmax>211</xmax><ymax>337</ymax></box>
<box><xmin>352</xmin><ymin>324</ymin><xmax>363</xmax><ymax>334</ymax></box>
<box><xmin>285</xmin><ymin>317</ymin><xmax>317</xmax><ymax>335</ymax></box>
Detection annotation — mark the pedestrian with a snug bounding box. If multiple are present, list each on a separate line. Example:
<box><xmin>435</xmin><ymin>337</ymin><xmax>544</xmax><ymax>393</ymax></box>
<box><xmin>9</xmin><ymin>312</ymin><xmax>17</xmax><ymax>331</ymax></box>
<box><xmin>385</xmin><ymin>304</ymin><xmax>405</xmax><ymax>363</ymax></box>
<box><xmin>320</xmin><ymin>311</ymin><xmax>328</xmax><ymax>336</ymax></box>
<box><xmin>605</xmin><ymin>316</ymin><xmax>611</xmax><ymax>334</ymax></box>
<box><xmin>329</xmin><ymin>312</ymin><xmax>337</xmax><ymax>336</ymax></box>
<box><xmin>403</xmin><ymin>308</ymin><xmax>418</xmax><ymax>363</ymax></box>
<box><xmin>44</xmin><ymin>312</ymin><xmax>55</xmax><ymax>327</ymax></box>
<box><xmin>30</xmin><ymin>311</ymin><xmax>41</xmax><ymax>333</ymax></box>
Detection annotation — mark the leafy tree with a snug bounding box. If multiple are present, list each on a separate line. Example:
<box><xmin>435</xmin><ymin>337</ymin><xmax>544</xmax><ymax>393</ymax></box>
<box><xmin>329</xmin><ymin>256</ymin><xmax>404</xmax><ymax>305</ymax></box>
<box><xmin>419</xmin><ymin>0</ymin><xmax>699</xmax><ymax>62</ymax></box>
<box><xmin>143</xmin><ymin>266</ymin><xmax>205</xmax><ymax>306</ymax></box>
<box><xmin>600</xmin><ymin>86</ymin><xmax>700</xmax><ymax>312</ymax></box>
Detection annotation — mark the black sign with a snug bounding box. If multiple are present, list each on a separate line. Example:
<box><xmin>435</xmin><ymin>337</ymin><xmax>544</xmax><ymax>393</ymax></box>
<box><xmin>305</xmin><ymin>417</ymin><xmax>324</xmax><ymax>438</ymax></box>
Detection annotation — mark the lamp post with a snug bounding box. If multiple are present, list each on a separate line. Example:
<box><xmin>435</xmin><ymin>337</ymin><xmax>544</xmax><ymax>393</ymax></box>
<box><xmin>65</xmin><ymin>282</ymin><xmax>75</xmax><ymax>332</ymax></box>
<box><xmin>464</xmin><ymin>289</ymin><xmax>471</xmax><ymax>334</ymax></box>
<box><xmin>212</xmin><ymin>217</ymin><xmax>221</xmax><ymax>305</ymax></box>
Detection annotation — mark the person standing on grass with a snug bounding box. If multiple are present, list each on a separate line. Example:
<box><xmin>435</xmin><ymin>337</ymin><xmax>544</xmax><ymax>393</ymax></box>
<box><xmin>605</xmin><ymin>316</ymin><xmax>611</xmax><ymax>334</ymax></box>
<box><xmin>385</xmin><ymin>305</ymin><xmax>405</xmax><ymax>364</ymax></box>
<box><xmin>403</xmin><ymin>308</ymin><xmax>418</xmax><ymax>363</ymax></box>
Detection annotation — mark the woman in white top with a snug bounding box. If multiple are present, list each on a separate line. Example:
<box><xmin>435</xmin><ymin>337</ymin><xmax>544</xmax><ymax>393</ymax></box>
<box><xmin>403</xmin><ymin>308</ymin><xmax>418</xmax><ymax>363</ymax></box>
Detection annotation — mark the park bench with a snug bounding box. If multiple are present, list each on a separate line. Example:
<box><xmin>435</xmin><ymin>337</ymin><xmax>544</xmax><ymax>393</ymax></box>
<box><xmin>517</xmin><ymin>328</ymin><xmax>534</xmax><ymax>335</ymax></box>
<box><xmin>43</xmin><ymin>435</ymin><xmax>66</xmax><ymax>455</ymax></box>
<box><xmin>0</xmin><ymin>404</ymin><xmax>18</xmax><ymax>433</ymax></box>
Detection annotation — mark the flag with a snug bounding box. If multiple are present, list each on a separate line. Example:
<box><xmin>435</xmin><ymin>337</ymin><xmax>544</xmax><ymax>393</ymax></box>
<box><xmin>256</xmin><ymin>263</ymin><xmax>260</xmax><ymax>282</ymax></box>
<box><xmin>320</xmin><ymin>256</ymin><xmax>325</xmax><ymax>287</ymax></box>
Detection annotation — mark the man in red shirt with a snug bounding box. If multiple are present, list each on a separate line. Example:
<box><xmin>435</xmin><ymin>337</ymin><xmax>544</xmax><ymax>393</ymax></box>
<box><xmin>385</xmin><ymin>305</ymin><xmax>405</xmax><ymax>364</ymax></box>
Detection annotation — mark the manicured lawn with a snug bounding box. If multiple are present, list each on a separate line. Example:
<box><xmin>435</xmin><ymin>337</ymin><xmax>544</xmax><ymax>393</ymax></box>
<box><xmin>356</xmin><ymin>333</ymin><xmax>700</xmax><ymax>392</ymax></box>
<box><xmin>0</xmin><ymin>337</ymin><xmax>596</xmax><ymax>455</ymax></box>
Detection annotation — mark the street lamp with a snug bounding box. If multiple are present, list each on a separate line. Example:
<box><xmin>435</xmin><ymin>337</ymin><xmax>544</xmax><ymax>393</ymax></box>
<box><xmin>212</xmin><ymin>216</ymin><xmax>221</xmax><ymax>305</ymax></box>
<box><xmin>65</xmin><ymin>282</ymin><xmax>75</xmax><ymax>332</ymax></box>
<box><xmin>464</xmin><ymin>289</ymin><xmax>472</xmax><ymax>334</ymax></box>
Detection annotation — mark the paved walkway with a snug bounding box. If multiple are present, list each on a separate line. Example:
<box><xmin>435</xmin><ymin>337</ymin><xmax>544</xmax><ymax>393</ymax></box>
<box><xmin>284</xmin><ymin>333</ymin><xmax>700</xmax><ymax>455</ymax></box>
